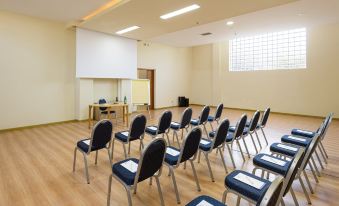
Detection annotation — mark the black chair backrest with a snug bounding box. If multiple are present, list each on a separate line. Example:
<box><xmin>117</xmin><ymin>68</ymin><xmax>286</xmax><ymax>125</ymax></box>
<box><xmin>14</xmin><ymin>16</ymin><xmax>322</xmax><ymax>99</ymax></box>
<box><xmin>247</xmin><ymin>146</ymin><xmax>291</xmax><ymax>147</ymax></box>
<box><xmin>214</xmin><ymin>103</ymin><xmax>224</xmax><ymax>120</ymax></box>
<box><xmin>261</xmin><ymin>107</ymin><xmax>271</xmax><ymax>127</ymax></box>
<box><xmin>137</xmin><ymin>138</ymin><xmax>166</xmax><ymax>183</ymax></box>
<box><xmin>258</xmin><ymin>176</ymin><xmax>284</xmax><ymax>206</ymax></box>
<box><xmin>180</xmin><ymin>107</ymin><xmax>193</xmax><ymax>129</ymax></box>
<box><xmin>249</xmin><ymin>110</ymin><xmax>261</xmax><ymax>132</ymax></box>
<box><xmin>129</xmin><ymin>114</ymin><xmax>147</xmax><ymax>141</ymax></box>
<box><xmin>234</xmin><ymin>114</ymin><xmax>248</xmax><ymax>139</ymax></box>
<box><xmin>158</xmin><ymin>110</ymin><xmax>172</xmax><ymax>133</ymax></box>
<box><xmin>213</xmin><ymin>119</ymin><xmax>230</xmax><ymax>149</ymax></box>
<box><xmin>199</xmin><ymin>106</ymin><xmax>210</xmax><ymax>124</ymax></box>
<box><xmin>180</xmin><ymin>127</ymin><xmax>202</xmax><ymax>163</ymax></box>
<box><xmin>320</xmin><ymin>113</ymin><xmax>333</xmax><ymax>139</ymax></box>
<box><xmin>91</xmin><ymin>120</ymin><xmax>113</xmax><ymax>150</ymax></box>
<box><xmin>99</xmin><ymin>99</ymin><xmax>107</xmax><ymax>111</ymax></box>
<box><xmin>283</xmin><ymin>148</ymin><xmax>305</xmax><ymax>196</ymax></box>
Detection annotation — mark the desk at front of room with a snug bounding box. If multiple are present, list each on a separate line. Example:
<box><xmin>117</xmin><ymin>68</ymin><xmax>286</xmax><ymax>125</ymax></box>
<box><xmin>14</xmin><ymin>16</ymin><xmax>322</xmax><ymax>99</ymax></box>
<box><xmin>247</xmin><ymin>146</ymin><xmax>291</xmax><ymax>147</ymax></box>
<box><xmin>88</xmin><ymin>103</ymin><xmax>129</xmax><ymax>128</ymax></box>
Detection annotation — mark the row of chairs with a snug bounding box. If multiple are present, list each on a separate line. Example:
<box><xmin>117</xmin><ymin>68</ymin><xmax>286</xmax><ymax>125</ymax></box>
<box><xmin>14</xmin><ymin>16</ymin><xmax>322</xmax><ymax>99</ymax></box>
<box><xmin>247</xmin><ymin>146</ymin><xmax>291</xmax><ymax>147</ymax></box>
<box><xmin>185</xmin><ymin>112</ymin><xmax>333</xmax><ymax>206</ymax></box>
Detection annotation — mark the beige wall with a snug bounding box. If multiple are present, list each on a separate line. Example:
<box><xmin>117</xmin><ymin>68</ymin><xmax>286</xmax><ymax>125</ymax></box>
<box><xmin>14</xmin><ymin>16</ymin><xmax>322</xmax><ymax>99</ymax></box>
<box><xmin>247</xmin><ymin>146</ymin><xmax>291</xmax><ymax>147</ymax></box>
<box><xmin>137</xmin><ymin>42</ymin><xmax>192</xmax><ymax>108</ymax></box>
<box><xmin>0</xmin><ymin>11</ymin><xmax>76</xmax><ymax>130</ymax></box>
<box><xmin>93</xmin><ymin>79</ymin><xmax>118</xmax><ymax>102</ymax></box>
<box><xmin>191</xmin><ymin>23</ymin><xmax>339</xmax><ymax>118</ymax></box>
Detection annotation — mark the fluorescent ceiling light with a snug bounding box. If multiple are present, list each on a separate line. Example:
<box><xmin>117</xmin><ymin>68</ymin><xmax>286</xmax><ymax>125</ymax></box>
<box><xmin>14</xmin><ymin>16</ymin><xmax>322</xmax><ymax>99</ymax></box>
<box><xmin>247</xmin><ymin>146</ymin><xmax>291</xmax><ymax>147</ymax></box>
<box><xmin>116</xmin><ymin>26</ymin><xmax>140</xmax><ymax>34</ymax></box>
<box><xmin>160</xmin><ymin>4</ymin><xmax>200</xmax><ymax>20</ymax></box>
<box><xmin>226</xmin><ymin>21</ymin><xmax>234</xmax><ymax>26</ymax></box>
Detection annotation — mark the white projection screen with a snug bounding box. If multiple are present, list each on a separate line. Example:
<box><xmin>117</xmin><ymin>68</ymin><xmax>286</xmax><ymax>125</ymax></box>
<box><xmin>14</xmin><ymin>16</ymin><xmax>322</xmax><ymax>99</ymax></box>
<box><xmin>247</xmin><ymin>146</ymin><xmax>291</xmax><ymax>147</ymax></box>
<box><xmin>76</xmin><ymin>28</ymin><xmax>137</xmax><ymax>79</ymax></box>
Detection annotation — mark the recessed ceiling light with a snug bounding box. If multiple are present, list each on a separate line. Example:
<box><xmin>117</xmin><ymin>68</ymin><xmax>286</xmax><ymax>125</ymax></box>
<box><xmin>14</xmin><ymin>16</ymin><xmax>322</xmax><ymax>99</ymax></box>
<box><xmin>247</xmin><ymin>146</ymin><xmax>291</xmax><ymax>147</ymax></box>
<box><xmin>116</xmin><ymin>26</ymin><xmax>140</xmax><ymax>34</ymax></box>
<box><xmin>160</xmin><ymin>4</ymin><xmax>200</xmax><ymax>20</ymax></box>
<box><xmin>226</xmin><ymin>21</ymin><xmax>234</xmax><ymax>26</ymax></box>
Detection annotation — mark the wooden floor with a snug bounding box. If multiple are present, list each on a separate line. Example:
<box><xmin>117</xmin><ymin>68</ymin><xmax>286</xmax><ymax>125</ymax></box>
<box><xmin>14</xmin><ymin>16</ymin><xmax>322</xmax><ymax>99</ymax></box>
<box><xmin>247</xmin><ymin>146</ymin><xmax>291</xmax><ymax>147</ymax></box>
<box><xmin>0</xmin><ymin>106</ymin><xmax>338</xmax><ymax>206</ymax></box>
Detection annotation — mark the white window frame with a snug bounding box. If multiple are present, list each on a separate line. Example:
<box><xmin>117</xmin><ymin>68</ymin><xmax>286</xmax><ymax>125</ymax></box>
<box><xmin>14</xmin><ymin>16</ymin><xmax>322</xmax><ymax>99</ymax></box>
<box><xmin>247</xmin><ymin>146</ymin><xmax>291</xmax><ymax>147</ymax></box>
<box><xmin>229</xmin><ymin>28</ymin><xmax>307</xmax><ymax>71</ymax></box>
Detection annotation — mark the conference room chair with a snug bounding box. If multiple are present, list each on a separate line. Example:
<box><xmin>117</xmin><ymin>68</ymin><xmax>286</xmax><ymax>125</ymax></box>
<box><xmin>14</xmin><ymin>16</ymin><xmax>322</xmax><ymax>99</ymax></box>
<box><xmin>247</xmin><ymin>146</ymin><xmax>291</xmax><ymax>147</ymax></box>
<box><xmin>249</xmin><ymin>107</ymin><xmax>270</xmax><ymax>146</ymax></box>
<box><xmin>99</xmin><ymin>99</ymin><xmax>117</xmax><ymax>122</ymax></box>
<box><xmin>207</xmin><ymin>103</ymin><xmax>224</xmax><ymax>131</ymax></box>
<box><xmin>112</xmin><ymin>114</ymin><xmax>147</xmax><ymax>159</ymax></box>
<box><xmin>170</xmin><ymin>107</ymin><xmax>193</xmax><ymax>147</ymax></box>
<box><xmin>72</xmin><ymin>119</ymin><xmax>113</xmax><ymax>184</ymax></box>
<box><xmin>229</xmin><ymin>110</ymin><xmax>261</xmax><ymax>155</ymax></box>
<box><xmin>164</xmin><ymin>127</ymin><xmax>202</xmax><ymax>204</ymax></box>
<box><xmin>290</xmin><ymin>112</ymin><xmax>333</xmax><ymax>164</ymax></box>
<box><xmin>185</xmin><ymin>195</ymin><xmax>227</xmax><ymax>206</ymax></box>
<box><xmin>107</xmin><ymin>138</ymin><xmax>167</xmax><ymax>206</ymax></box>
<box><xmin>270</xmin><ymin>134</ymin><xmax>322</xmax><ymax>204</ymax></box>
<box><xmin>145</xmin><ymin>110</ymin><xmax>172</xmax><ymax>145</ymax></box>
<box><xmin>252</xmin><ymin>148</ymin><xmax>305</xmax><ymax>205</ymax></box>
<box><xmin>197</xmin><ymin>118</ymin><xmax>230</xmax><ymax>182</ymax></box>
<box><xmin>222</xmin><ymin>170</ymin><xmax>284</xmax><ymax>206</ymax></box>
<box><xmin>190</xmin><ymin>105</ymin><xmax>210</xmax><ymax>137</ymax></box>
<box><xmin>209</xmin><ymin>114</ymin><xmax>248</xmax><ymax>167</ymax></box>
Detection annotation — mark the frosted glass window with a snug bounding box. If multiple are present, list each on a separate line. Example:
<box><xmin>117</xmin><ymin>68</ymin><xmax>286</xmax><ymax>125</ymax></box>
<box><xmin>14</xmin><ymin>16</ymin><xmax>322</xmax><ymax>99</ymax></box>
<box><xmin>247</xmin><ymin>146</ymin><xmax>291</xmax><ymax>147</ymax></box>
<box><xmin>229</xmin><ymin>28</ymin><xmax>306</xmax><ymax>71</ymax></box>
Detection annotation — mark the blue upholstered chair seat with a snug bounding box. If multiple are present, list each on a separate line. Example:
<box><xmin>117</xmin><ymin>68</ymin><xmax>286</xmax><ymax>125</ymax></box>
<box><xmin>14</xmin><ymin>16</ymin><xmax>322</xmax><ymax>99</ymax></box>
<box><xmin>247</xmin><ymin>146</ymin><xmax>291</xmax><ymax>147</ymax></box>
<box><xmin>207</xmin><ymin>116</ymin><xmax>215</xmax><ymax>122</ymax></box>
<box><xmin>165</xmin><ymin>146</ymin><xmax>180</xmax><ymax>165</ymax></box>
<box><xmin>253</xmin><ymin>154</ymin><xmax>291</xmax><ymax>176</ymax></box>
<box><xmin>225</xmin><ymin>170</ymin><xmax>271</xmax><ymax>203</ymax></box>
<box><xmin>190</xmin><ymin>119</ymin><xmax>200</xmax><ymax>126</ymax></box>
<box><xmin>101</xmin><ymin>110</ymin><xmax>116</xmax><ymax>114</ymax></box>
<box><xmin>77</xmin><ymin>138</ymin><xmax>103</xmax><ymax>153</ymax></box>
<box><xmin>199</xmin><ymin>138</ymin><xmax>212</xmax><ymax>151</ymax></box>
<box><xmin>270</xmin><ymin>143</ymin><xmax>299</xmax><ymax>157</ymax></box>
<box><xmin>115</xmin><ymin>131</ymin><xmax>129</xmax><ymax>142</ymax></box>
<box><xmin>281</xmin><ymin>135</ymin><xmax>311</xmax><ymax>147</ymax></box>
<box><xmin>185</xmin><ymin>195</ymin><xmax>226</xmax><ymax>206</ymax></box>
<box><xmin>170</xmin><ymin>121</ymin><xmax>181</xmax><ymax>130</ymax></box>
<box><xmin>228</xmin><ymin>126</ymin><xmax>249</xmax><ymax>135</ymax></box>
<box><xmin>209</xmin><ymin>131</ymin><xmax>233</xmax><ymax>142</ymax></box>
<box><xmin>146</xmin><ymin>126</ymin><xmax>159</xmax><ymax>135</ymax></box>
<box><xmin>291</xmin><ymin>129</ymin><xmax>316</xmax><ymax>138</ymax></box>
<box><xmin>112</xmin><ymin>158</ymin><xmax>139</xmax><ymax>185</ymax></box>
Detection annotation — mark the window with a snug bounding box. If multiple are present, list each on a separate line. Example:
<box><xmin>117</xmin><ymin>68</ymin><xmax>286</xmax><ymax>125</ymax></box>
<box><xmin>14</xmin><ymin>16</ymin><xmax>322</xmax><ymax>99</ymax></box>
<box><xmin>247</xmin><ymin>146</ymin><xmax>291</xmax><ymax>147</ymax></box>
<box><xmin>229</xmin><ymin>28</ymin><xmax>306</xmax><ymax>71</ymax></box>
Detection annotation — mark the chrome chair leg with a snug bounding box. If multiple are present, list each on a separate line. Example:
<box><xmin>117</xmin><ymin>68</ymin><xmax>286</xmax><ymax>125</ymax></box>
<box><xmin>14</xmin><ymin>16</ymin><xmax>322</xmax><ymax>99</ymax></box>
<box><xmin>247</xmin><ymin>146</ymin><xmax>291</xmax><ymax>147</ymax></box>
<box><xmin>236</xmin><ymin>195</ymin><xmax>241</xmax><ymax>206</ymax></box>
<box><xmin>308</xmin><ymin>162</ymin><xmax>319</xmax><ymax>183</ymax></box>
<box><xmin>281</xmin><ymin>198</ymin><xmax>286</xmax><ymax>206</ymax></box>
<box><xmin>128</xmin><ymin>142</ymin><xmax>131</xmax><ymax>155</ymax></box>
<box><xmin>155</xmin><ymin>176</ymin><xmax>165</xmax><ymax>206</ymax></box>
<box><xmin>261</xmin><ymin>128</ymin><xmax>269</xmax><ymax>145</ymax></box>
<box><xmin>203</xmin><ymin>124</ymin><xmax>209</xmax><ymax>138</ymax></box>
<box><xmin>72</xmin><ymin>147</ymin><xmax>78</xmax><ymax>172</ymax></box>
<box><xmin>166</xmin><ymin>133</ymin><xmax>171</xmax><ymax>146</ymax></box>
<box><xmin>236</xmin><ymin>139</ymin><xmax>246</xmax><ymax>161</ymax></box>
<box><xmin>82</xmin><ymin>152</ymin><xmax>90</xmax><ymax>184</ymax></box>
<box><xmin>299</xmin><ymin>177</ymin><xmax>312</xmax><ymax>204</ymax></box>
<box><xmin>318</xmin><ymin>144</ymin><xmax>328</xmax><ymax>164</ymax></box>
<box><xmin>250</xmin><ymin>134</ymin><xmax>259</xmax><ymax>154</ymax></box>
<box><xmin>303</xmin><ymin>170</ymin><xmax>314</xmax><ymax>194</ymax></box>
<box><xmin>204</xmin><ymin>153</ymin><xmax>215</xmax><ymax>182</ymax></box>
<box><xmin>190</xmin><ymin>160</ymin><xmax>201</xmax><ymax>191</ymax></box>
<box><xmin>227</xmin><ymin>143</ymin><xmax>236</xmax><ymax>168</ymax></box>
<box><xmin>222</xmin><ymin>189</ymin><xmax>228</xmax><ymax>203</ymax></box>
<box><xmin>111</xmin><ymin>138</ymin><xmax>115</xmax><ymax>161</ymax></box>
<box><xmin>198</xmin><ymin>150</ymin><xmax>201</xmax><ymax>163</ymax></box>
<box><xmin>315</xmin><ymin>149</ymin><xmax>324</xmax><ymax>169</ymax></box>
<box><xmin>106</xmin><ymin>148</ymin><xmax>112</xmax><ymax>165</ymax></box>
<box><xmin>107</xmin><ymin>174</ymin><xmax>113</xmax><ymax>206</ymax></box>
<box><xmin>254</xmin><ymin>131</ymin><xmax>262</xmax><ymax>149</ymax></box>
<box><xmin>122</xmin><ymin>143</ymin><xmax>128</xmax><ymax>158</ymax></box>
<box><xmin>209</xmin><ymin>121</ymin><xmax>214</xmax><ymax>131</ymax></box>
<box><xmin>241</xmin><ymin>137</ymin><xmax>251</xmax><ymax>158</ymax></box>
<box><xmin>125</xmin><ymin>185</ymin><xmax>133</xmax><ymax>206</ymax></box>
<box><xmin>169</xmin><ymin>167</ymin><xmax>181</xmax><ymax>204</ymax></box>
<box><xmin>319</xmin><ymin>141</ymin><xmax>329</xmax><ymax>159</ymax></box>
<box><xmin>290</xmin><ymin>187</ymin><xmax>299</xmax><ymax>206</ymax></box>
<box><xmin>95</xmin><ymin>150</ymin><xmax>98</xmax><ymax>165</ymax></box>
<box><xmin>219</xmin><ymin>148</ymin><xmax>228</xmax><ymax>174</ymax></box>
<box><xmin>311</xmin><ymin>156</ymin><xmax>321</xmax><ymax>177</ymax></box>
<box><xmin>174</xmin><ymin>131</ymin><xmax>181</xmax><ymax>148</ymax></box>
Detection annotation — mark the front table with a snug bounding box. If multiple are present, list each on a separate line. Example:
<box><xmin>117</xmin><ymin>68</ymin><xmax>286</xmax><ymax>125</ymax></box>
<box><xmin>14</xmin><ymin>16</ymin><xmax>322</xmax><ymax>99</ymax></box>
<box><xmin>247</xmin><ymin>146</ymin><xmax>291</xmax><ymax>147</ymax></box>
<box><xmin>88</xmin><ymin>103</ymin><xmax>129</xmax><ymax>128</ymax></box>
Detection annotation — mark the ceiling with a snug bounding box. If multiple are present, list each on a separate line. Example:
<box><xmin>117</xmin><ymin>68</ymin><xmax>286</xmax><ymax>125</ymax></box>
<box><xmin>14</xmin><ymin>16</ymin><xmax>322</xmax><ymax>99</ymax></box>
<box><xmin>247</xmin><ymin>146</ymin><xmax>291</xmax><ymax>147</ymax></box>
<box><xmin>0</xmin><ymin>0</ymin><xmax>111</xmax><ymax>22</ymax></box>
<box><xmin>150</xmin><ymin>0</ymin><xmax>339</xmax><ymax>47</ymax></box>
<box><xmin>79</xmin><ymin>0</ymin><xmax>297</xmax><ymax>39</ymax></box>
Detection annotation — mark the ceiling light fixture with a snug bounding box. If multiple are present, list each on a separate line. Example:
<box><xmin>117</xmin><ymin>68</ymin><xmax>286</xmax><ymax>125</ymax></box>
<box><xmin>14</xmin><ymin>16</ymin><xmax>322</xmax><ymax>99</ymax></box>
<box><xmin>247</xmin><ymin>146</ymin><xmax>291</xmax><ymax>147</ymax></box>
<box><xmin>116</xmin><ymin>26</ymin><xmax>140</xmax><ymax>34</ymax></box>
<box><xmin>226</xmin><ymin>21</ymin><xmax>234</xmax><ymax>26</ymax></box>
<box><xmin>82</xmin><ymin>0</ymin><xmax>122</xmax><ymax>21</ymax></box>
<box><xmin>160</xmin><ymin>4</ymin><xmax>200</xmax><ymax>20</ymax></box>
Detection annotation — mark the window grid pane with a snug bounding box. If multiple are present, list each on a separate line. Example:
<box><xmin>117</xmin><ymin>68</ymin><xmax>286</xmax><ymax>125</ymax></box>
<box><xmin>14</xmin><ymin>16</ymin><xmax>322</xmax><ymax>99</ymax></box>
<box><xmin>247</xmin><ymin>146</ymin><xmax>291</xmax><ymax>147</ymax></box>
<box><xmin>229</xmin><ymin>28</ymin><xmax>307</xmax><ymax>71</ymax></box>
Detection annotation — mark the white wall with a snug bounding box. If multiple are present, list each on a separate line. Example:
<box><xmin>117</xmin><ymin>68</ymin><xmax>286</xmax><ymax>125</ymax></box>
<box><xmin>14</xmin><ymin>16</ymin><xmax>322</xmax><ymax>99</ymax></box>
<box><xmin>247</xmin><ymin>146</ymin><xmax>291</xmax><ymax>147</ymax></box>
<box><xmin>137</xmin><ymin>42</ymin><xmax>192</xmax><ymax>108</ymax></box>
<box><xmin>190</xmin><ymin>23</ymin><xmax>339</xmax><ymax>118</ymax></box>
<box><xmin>93</xmin><ymin>79</ymin><xmax>118</xmax><ymax>102</ymax></box>
<box><xmin>0</xmin><ymin>11</ymin><xmax>75</xmax><ymax>129</ymax></box>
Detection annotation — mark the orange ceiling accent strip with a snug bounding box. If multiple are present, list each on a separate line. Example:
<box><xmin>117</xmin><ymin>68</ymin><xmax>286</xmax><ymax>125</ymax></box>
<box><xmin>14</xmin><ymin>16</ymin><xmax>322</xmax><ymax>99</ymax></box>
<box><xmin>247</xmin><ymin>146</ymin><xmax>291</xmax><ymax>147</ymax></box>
<box><xmin>82</xmin><ymin>0</ymin><xmax>122</xmax><ymax>21</ymax></box>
